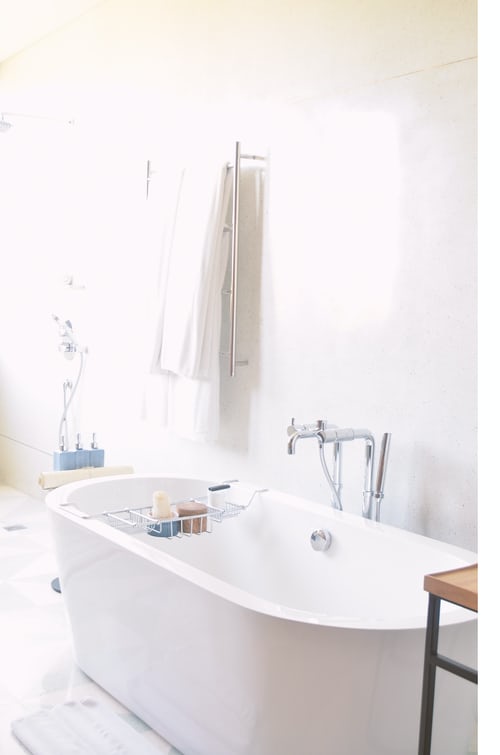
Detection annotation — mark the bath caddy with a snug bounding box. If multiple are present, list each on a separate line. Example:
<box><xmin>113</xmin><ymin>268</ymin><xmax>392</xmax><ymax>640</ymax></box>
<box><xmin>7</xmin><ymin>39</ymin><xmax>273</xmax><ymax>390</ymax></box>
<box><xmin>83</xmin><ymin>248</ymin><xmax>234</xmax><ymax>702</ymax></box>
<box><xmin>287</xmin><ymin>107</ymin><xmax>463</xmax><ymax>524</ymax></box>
<box><xmin>99</xmin><ymin>489</ymin><xmax>264</xmax><ymax>538</ymax></box>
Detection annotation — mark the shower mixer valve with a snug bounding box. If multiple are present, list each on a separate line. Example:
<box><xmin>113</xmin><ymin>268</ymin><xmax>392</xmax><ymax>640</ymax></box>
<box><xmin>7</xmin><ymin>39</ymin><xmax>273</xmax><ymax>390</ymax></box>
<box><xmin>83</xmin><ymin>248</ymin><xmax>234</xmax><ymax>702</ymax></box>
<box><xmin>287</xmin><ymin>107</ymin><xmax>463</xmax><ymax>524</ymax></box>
<box><xmin>53</xmin><ymin>314</ymin><xmax>87</xmax><ymax>359</ymax></box>
<box><xmin>287</xmin><ymin>417</ymin><xmax>391</xmax><ymax>521</ymax></box>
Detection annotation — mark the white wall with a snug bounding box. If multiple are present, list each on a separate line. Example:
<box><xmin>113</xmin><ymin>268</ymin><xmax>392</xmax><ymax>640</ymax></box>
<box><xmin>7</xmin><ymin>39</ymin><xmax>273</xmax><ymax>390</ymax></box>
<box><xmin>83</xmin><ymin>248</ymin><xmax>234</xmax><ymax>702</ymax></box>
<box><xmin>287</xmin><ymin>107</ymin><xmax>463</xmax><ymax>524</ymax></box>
<box><xmin>0</xmin><ymin>0</ymin><xmax>477</xmax><ymax>550</ymax></box>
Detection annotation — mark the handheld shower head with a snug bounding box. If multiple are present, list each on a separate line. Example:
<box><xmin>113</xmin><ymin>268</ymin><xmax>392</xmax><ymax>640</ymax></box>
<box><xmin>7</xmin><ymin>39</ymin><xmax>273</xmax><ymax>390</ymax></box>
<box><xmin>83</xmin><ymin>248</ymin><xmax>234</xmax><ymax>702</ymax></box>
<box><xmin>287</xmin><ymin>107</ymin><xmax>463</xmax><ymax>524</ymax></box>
<box><xmin>53</xmin><ymin>314</ymin><xmax>74</xmax><ymax>339</ymax></box>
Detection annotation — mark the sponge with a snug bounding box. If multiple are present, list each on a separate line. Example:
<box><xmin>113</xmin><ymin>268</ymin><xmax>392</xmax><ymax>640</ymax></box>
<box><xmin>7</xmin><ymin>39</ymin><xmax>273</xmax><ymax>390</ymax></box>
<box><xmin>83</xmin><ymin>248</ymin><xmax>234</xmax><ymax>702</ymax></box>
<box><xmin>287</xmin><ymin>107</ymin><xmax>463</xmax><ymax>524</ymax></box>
<box><xmin>177</xmin><ymin>500</ymin><xmax>208</xmax><ymax>534</ymax></box>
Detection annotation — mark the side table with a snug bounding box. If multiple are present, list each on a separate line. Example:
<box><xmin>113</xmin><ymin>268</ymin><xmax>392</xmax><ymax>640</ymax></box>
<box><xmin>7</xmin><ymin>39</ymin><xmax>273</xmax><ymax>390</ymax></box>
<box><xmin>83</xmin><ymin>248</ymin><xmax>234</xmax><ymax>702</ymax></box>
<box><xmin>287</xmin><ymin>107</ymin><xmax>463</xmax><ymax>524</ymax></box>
<box><xmin>418</xmin><ymin>563</ymin><xmax>478</xmax><ymax>755</ymax></box>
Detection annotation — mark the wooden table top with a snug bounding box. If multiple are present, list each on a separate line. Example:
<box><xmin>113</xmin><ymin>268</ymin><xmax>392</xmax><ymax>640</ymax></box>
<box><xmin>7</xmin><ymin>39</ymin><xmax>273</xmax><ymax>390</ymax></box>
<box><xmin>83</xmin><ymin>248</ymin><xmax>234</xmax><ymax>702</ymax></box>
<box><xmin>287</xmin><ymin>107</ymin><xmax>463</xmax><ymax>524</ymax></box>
<box><xmin>424</xmin><ymin>564</ymin><xmax>478</xmax><ymax>612</ymax></box>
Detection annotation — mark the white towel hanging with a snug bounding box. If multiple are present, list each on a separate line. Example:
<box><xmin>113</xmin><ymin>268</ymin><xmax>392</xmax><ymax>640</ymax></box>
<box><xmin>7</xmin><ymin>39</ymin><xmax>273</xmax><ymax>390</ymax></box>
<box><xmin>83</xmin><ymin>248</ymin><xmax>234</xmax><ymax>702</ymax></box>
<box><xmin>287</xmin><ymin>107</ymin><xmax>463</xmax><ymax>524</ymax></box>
<box><xmin>149</xmin><ymin>147</ymin><xmax>232</xmax><ymax>441</ymax></box>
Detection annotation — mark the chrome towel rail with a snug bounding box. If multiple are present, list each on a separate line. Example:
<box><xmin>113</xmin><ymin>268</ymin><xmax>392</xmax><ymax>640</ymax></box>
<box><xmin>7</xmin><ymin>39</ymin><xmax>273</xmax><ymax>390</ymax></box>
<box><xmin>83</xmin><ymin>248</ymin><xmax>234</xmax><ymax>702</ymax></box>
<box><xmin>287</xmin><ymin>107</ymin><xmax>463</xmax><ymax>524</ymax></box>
<box><xmin>225</xmin><ymin>141</ymin><xmax>266</xmax><ymax>377</ymax></box>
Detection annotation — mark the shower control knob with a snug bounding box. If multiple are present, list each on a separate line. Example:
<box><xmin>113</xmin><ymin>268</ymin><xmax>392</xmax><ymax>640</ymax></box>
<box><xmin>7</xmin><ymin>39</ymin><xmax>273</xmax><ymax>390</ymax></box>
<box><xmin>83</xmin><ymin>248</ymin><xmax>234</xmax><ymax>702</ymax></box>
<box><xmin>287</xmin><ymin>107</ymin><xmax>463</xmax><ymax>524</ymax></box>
<box><xmin>310</xmin><ymin>529</ymin><xmax>332</xmax><ymax>551</ymax></box>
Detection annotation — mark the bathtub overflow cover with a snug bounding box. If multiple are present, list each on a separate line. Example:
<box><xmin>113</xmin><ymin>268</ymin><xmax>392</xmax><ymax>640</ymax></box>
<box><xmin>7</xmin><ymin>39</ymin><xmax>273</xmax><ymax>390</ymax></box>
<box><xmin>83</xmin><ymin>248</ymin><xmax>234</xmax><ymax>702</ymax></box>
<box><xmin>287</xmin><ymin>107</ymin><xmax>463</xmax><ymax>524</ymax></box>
<box><xmin>310</xmin><ymin>529</ymin><xmax>332</xmax><ymax>551</ymax></box>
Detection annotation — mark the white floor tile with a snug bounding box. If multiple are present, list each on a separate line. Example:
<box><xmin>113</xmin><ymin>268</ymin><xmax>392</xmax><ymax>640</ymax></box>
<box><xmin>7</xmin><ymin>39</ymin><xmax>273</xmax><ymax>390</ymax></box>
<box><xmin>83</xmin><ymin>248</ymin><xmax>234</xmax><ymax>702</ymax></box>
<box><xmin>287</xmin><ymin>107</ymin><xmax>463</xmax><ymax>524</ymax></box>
<box><xmin>0</xmin><ymin>486</ymin><xmax>177</xmax><ymax>754</ymax></box>
<box><xmin>8</xmin><ymin>574</ymin><xmax>61</xmax><ymax>607</ymax></box>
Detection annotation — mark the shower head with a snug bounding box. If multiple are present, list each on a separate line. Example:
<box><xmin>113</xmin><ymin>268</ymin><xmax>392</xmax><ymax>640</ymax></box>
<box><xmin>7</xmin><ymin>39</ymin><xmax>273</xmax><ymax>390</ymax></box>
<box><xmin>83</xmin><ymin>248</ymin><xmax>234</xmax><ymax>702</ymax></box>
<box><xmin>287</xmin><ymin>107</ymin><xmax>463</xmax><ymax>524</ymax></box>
<box><xmin>0</xmin><ymin>114</ymin><xmax>12</xmax><ymax>133</ymax></box>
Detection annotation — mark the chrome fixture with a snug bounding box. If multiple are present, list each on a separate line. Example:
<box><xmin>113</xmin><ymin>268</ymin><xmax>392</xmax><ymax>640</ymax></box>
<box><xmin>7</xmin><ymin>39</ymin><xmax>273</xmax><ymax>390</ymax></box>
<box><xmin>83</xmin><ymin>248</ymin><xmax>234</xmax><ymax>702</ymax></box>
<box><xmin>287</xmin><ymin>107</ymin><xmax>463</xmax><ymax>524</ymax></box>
<box><xmin>310</xmin><ymin>529</ymin><xmax>333</xmax><ymax>552</ymax></box>
<box><xmin>59</xmin><ymin>378</ymin><xmax>73</xmax><ymax>450</ymax></box>
<box><xmin>287</xmin><ymin>418</ymin><xmax>391</xmax><ymax>521</ymax></box>
<box><xmin>99</xmin><ymin>485</ymin><xmax>269</xmax><ymax>536</ymax></box>
<box><xmin>317</xmin><ymin>425</ymin><xmax>376</xmax><ymax>519</ymax></box>
<box><xmin>148</xmin><ymin>141</ymin><xmax>266</xmax><ymax>375</ymax></box>
<box><xmin>374</xmin><ymin>432</ymin><xmax>391</xmax><ymax>522</ymax></box>
<box><xmin>52</xmin><ymin>315</ymin><xmax>87</xmax><ymax>451</ymax></box>
<box><xmin>145</xmin><ymin>159</ymin><xmax>158</xmax><ymax>199</ymax></box>
<box><xmin>223</xmin><ymin>141</ymin><xmax>266</xmax><ymax>377</ymax></box>
<box><xmin>287</xmin><ymin>420</ymin><xmax>343</xmax><ymax>510</ymax></box>
<box><xmin>0</xmin><ymin>114</ymin><xmax>13</xmax><ymax>133</ymax></box>
<box><xmin>0</xmin><ymin>111</ymin><xmax>74</xmax><ymax>132</ymax></box>
<box><xmin>287</xmin><ymin>419</ymin><xmax>324</xmax><ymax>455</ymax></box>
<box><xmin>237</xmin><ymin>487</ymin><xmax>269</xmax><ymax>508</ymax></box>
<box><xmin>52</xmin><ymin>314</ymin><xmax>86</xmax><ymax>359</ymax></box>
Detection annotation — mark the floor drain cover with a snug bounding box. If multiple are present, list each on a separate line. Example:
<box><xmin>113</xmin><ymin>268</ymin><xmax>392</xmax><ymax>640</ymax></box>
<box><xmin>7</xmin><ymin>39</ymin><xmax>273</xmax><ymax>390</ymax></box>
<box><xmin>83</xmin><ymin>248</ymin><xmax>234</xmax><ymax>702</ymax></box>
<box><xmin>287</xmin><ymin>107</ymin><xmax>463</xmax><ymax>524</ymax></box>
<box><xmin>4</xmin><ymin>524</ymin><xmax>27</xmax><ymax>531</ymax></box>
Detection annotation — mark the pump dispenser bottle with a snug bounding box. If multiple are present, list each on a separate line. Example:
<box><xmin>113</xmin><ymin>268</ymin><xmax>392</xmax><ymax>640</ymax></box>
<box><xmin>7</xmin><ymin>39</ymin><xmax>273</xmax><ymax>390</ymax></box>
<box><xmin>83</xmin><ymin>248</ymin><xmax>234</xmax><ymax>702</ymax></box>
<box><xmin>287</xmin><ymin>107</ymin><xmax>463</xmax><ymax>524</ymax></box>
<box><xmin>75</xmin><ymin>433</ymin><xmax>90</xmax><ymax>468</ymax></box>
<box><xmin>89</xmin><ymin>433</ymin><xmax>105</xmax><ymax>467</ymax></box>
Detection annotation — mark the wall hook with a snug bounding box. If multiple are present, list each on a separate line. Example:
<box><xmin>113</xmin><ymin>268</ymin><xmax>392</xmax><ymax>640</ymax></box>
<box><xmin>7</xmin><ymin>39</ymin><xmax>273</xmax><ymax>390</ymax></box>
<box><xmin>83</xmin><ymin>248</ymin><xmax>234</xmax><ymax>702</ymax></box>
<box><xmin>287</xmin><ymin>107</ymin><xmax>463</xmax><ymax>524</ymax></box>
<box><xmin>146</xmin><ymin>159</ymin><xmax>157</xmax><ymax>199</ymax></box>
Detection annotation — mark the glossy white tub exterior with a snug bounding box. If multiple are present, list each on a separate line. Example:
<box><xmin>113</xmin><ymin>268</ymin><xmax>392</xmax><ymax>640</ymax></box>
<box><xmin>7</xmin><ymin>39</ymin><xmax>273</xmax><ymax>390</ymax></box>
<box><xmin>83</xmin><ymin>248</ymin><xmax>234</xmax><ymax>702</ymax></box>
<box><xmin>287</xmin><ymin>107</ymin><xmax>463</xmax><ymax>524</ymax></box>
<box><xmin>46</xmin><ymin>475</ymin><xmax>477</xmax><ymax>755</ymax></box>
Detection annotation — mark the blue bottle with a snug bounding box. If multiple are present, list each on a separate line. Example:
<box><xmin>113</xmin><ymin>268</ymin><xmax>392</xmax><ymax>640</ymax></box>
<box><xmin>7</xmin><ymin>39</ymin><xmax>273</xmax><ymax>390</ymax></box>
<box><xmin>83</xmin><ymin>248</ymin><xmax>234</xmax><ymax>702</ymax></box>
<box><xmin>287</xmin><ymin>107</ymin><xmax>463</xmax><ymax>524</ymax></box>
<box><xmin>75</xmin><ymin>433</ymin><xmax>90</xmax><ymax>468</ymax></box>
<box><xmin>53</xmin><ymin>437</ymin><xmax>77</xmax><ymax>470</ymax></box>
<box><xmin>90</xmin><ymin>433</ymin><xmax>105</xmax><ymax>467</ymax></box>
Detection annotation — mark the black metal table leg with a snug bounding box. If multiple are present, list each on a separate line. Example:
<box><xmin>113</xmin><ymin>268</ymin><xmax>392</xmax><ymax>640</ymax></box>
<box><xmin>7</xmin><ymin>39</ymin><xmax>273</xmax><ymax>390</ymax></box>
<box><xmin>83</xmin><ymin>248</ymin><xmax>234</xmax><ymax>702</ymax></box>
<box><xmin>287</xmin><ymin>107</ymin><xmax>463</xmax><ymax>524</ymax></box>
<box><xmin>418</xmin><ymin>594</ymin><xmax>440</xmax><ymax>755</ymax></box>
<box><xmin>418</xmin><ymin>590</ymin><xmax>477</xmax><ymax>755</ymax></box>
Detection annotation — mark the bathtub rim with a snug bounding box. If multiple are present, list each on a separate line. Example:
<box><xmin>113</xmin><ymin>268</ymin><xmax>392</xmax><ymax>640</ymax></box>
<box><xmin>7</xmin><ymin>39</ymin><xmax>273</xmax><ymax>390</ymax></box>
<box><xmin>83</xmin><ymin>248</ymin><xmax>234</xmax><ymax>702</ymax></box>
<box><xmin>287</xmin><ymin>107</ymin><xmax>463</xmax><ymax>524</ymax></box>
<box><xmin>45</xmin><ymin>472</ymin><xmax>478</xmax><ymax>632</ymax></box>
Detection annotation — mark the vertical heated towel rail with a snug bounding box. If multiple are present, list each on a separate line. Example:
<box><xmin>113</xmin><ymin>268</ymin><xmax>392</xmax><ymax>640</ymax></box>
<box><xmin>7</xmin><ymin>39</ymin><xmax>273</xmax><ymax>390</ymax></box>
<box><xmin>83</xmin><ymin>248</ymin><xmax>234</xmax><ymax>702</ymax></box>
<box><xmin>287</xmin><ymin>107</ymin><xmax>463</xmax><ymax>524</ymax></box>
<box><xmin>225</xmin><ymin>142</ymin><xmax>266</xmax><ymax>377</ymax></box>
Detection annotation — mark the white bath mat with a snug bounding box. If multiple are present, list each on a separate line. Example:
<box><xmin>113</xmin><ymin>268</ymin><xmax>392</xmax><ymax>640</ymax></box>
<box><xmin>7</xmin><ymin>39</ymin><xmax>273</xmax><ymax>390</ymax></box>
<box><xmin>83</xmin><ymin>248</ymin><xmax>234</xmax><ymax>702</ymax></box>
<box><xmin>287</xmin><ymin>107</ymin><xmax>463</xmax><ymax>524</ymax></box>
<box><xmin>11</xmin><ymin>698</ymin><xmax>165</xmax><ymax>755</ymax></box>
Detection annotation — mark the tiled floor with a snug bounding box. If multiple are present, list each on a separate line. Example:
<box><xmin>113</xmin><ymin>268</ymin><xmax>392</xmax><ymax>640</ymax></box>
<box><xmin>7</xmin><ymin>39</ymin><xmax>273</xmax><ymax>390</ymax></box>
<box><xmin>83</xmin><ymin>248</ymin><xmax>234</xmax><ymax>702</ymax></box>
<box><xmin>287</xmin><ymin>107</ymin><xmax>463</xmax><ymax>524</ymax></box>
<box><xmin>0</xmin><ymin>483</ymin><xmax>179</xmax><ymax>754</ymax></box>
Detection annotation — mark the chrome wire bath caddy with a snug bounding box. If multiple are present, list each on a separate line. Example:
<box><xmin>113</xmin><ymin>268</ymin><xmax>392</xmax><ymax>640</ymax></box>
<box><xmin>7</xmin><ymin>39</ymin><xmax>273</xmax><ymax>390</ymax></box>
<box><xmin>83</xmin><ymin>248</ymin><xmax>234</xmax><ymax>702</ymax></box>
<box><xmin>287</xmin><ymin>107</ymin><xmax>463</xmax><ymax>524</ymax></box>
<box><xmin>99</xmin><ymin>487</ymin><xmax>267</xmax><ymax>539</ymax></box>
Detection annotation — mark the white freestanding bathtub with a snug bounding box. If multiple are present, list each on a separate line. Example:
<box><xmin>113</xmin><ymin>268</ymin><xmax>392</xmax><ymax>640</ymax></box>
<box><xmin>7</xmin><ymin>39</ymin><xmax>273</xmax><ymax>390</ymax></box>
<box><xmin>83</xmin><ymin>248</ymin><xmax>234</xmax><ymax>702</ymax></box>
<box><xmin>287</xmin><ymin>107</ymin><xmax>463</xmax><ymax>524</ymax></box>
<box><xmin>46</xmin><ymin>474</ymin><xmax>477</xmax><ymax>755</ymax></box>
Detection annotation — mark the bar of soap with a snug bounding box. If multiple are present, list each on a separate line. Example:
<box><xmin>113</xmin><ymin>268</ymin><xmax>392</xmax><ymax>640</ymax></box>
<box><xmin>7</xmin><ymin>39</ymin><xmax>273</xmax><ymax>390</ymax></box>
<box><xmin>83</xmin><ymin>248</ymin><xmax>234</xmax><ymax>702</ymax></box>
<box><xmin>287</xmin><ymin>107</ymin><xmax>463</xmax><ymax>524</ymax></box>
<box><xmin>177</xmin><ymin>501</ymin><xmax>208</xmax><ymax>534</ymax></box>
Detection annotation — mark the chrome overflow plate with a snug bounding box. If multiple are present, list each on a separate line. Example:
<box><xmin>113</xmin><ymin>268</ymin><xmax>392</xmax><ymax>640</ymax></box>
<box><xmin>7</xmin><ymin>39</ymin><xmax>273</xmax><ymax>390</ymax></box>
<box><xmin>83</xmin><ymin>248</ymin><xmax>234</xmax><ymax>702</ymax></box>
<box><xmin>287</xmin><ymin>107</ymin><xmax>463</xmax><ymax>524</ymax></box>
<box><xmin>310</xmin><ymin>529</ymin><xmax>333</xmax><ymax>551</ymax></box>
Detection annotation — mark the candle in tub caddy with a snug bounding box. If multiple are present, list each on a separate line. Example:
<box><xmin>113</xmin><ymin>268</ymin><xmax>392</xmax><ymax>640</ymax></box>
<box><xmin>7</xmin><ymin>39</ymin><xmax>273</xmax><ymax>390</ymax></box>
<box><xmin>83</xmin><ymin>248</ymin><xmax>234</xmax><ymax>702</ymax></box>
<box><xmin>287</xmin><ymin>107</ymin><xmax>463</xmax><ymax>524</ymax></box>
<box><xmin>148</xmin><ymin>490</ymin><xmax>180</xmax><ymax>538</ymax></box>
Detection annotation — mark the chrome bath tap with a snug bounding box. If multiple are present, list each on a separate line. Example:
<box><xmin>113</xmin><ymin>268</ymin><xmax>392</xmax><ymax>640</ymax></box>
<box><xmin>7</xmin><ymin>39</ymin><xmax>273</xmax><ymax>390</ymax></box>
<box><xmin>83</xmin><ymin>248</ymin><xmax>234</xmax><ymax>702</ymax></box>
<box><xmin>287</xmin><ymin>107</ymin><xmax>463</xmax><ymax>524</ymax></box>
<box><xmin>287</xmin><ymin>419</ymin><xmax>344</xmax><ymax>510</ymax></box>
<box><xmin>287</xmin><ymin>419</ymin><xmax>325</xmax><ymax>454</ymax></box>
<box><xmin>287</xmin><ymin>418</ymin><xmax>391</xmax><ymax>521</ymax></box>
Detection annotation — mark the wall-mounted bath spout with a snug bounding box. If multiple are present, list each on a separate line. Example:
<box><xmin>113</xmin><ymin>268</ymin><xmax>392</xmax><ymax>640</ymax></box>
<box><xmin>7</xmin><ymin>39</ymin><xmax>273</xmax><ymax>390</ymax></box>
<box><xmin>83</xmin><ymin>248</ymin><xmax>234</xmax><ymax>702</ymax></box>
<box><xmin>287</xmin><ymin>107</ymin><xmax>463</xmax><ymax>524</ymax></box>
<box><xmin>287</xmin><ymin>419</ymin><xmax>324</xmax><ymax>454</ymax></box>
<box><xmin>288</xmin><ymin>419</ymin><xmax>343</xmax><ymax>509</ymax></box>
